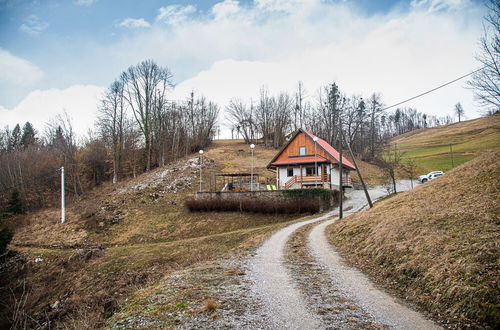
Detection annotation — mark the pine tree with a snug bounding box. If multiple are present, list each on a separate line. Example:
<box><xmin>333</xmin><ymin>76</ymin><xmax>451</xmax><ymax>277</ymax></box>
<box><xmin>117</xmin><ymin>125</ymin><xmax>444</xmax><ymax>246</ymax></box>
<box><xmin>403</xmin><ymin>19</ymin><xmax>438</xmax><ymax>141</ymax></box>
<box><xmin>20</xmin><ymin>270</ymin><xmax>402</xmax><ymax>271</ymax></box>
<box><xmin>21</xmin><ymin>121</ymin><xmax>37</xmax><ymax>148</ymax></box>
<box><xmin>8</xmin><ymin>189</ymin><xmax>22</xmax><ymax>214</ymax></box>
<box><xmin>0</xmin><ymin>221</ymin><xmax>13</xmax><ymax>254</ymax></box>
<box><xmin>9</xmin><ymin>124</ymin><xmax>21</xmax><ymax>151</ymax></box>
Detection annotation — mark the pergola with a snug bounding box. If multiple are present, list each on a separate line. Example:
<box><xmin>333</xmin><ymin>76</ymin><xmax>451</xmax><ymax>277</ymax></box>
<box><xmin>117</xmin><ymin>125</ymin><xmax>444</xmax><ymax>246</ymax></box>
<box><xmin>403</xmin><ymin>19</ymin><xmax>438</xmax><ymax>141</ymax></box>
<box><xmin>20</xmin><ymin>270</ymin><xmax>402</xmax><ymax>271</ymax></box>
<box><xmin>216</xmin><ymin>172</ymin><xmax>260</xmax><ymax>191</ymax></box>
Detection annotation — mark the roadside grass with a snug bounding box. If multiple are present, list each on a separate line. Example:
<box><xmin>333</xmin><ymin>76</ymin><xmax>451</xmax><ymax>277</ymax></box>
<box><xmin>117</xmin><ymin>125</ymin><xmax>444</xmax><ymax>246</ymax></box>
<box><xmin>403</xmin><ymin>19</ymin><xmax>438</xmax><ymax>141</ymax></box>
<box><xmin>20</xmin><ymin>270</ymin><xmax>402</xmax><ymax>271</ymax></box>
<box><xmin>393</xmin><ymin>114</ymin><xmax>500</xmax><ymax>173</ymax></box>
<box><xmin>327</xmin><ymin>149</ymin><xmax>500</xmax><ymax>328</ymax></box>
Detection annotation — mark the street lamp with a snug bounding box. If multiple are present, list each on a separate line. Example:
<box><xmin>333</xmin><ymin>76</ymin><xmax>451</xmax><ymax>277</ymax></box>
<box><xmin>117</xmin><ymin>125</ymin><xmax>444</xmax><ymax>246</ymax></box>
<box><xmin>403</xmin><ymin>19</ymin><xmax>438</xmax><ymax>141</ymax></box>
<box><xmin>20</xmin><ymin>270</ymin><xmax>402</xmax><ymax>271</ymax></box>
<box><xmin>250</xmin><ymin>144</ymin><xmax>255</xmax><ymax>191</ymax></box>
<box><xmin>199</xmin><ymin>150</ymin><xmax>204</xmax><ymax>192</ymax></box>
<box><xmin>313</xmin><ymin>137</ymin><xmax>318</xmax><ymax>188</ymax></box>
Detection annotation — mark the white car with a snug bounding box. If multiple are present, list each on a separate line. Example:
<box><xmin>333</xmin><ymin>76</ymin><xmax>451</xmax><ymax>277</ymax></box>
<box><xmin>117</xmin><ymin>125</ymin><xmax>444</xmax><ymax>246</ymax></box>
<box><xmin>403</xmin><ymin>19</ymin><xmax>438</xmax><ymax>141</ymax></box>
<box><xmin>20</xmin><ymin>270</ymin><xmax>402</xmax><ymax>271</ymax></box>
<box><xmin>418</xmin><ymin>171</ymin><xmax>444</xmax><ymax>183</ymax></box>
<box><xmin>428</xmin><ymin>172</ymin><xmax>444</xmax><ymax>181</ymax></box>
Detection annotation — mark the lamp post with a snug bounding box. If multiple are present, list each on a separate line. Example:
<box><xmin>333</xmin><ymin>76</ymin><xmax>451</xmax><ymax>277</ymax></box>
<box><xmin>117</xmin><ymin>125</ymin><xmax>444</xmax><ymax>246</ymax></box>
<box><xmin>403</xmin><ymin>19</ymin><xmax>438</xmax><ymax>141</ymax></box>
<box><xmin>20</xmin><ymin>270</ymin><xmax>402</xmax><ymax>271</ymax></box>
<box><xmin>313</xmin><ymin>136</ymin><xmax>318</xmax><ymax>188</ymax></box>
<box><xmin>250</xmin><ymin>143</ymin><xmax>255</xmax><ymax>191</ymax></box>
<box><xmin>199</xmin><ymin>150</ymin><xmax>204</xmax><ymax>192</ymax></box>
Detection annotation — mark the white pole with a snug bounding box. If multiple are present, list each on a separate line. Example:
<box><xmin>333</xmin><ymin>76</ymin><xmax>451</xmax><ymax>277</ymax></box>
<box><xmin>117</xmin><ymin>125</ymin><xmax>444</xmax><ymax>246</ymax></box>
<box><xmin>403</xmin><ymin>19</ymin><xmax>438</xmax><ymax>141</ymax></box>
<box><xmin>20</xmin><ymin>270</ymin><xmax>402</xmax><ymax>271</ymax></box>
<box><xmin>313</xmin><ymin>137</ymin><xmax>318</xmax><ymax>188</ymax></box>
<box><xmin>199</xmin><ymin>150</ymin><xmax>204</xmax><ymax>192</ymax></box>
<box><xmin>61</xmin><ymin>166</ymin><xmax>65</xmax><ymax>224</ymax></box>
<box><xmin>250</xmin><ymin>144</ymin><xmax>255</xmax><ymax>191</ymax></box>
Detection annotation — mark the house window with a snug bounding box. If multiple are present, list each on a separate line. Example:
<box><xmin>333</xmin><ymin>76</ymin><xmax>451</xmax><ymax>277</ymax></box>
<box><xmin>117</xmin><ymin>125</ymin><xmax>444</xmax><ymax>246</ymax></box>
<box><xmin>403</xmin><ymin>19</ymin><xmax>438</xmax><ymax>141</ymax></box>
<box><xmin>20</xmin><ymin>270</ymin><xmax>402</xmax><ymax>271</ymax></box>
<box><xmin>287</xmin><ymin>168</ymin><xmax>294</xmax><ymax>177</ymax></box>
<box><xmin>299</xmin><ymin>146</ymin><xmax>306</xmax><ymax>155</ymax></box>
<box><xmin>306</xmin><ymin>167</ymin><xmax>317</xmax><ymax>176</ymax></box>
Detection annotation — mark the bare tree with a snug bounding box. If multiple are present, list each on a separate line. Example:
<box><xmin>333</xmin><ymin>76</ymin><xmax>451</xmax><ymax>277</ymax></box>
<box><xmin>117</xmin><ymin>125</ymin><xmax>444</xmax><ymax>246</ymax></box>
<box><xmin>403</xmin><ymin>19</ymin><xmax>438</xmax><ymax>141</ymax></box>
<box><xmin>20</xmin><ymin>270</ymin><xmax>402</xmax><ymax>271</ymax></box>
<box><xmin>454</xmin><ymin>102</ymin><xmax>465</xmax><ymax>122</ymax></box>
<box><xmin>376</xmin><ymin>144</ymin><xmax>404</xmax><ymax>194</ymax></box>
<box><xmin>98</xmin><ymin>80</ymin><xmax>125</xmax><ymax>183</ymax></box>
<box><xmin>467</xmin><ymin>0</ymin><xmax>500</xmax><ymax>113</ymax></box>
<box><xmin>121</xmin><ymin>59</ymin><xmax>173</xmax><ymax>171</ymax></box>
<box><xmin>226</xmin><ymin>98</ymin><xmax>257</xmax><ymax>143</ymax></box>
<box><xmin>46</xmin><ymin>112</ymin><xmax>84</xmax><ymax>196</ymax></box>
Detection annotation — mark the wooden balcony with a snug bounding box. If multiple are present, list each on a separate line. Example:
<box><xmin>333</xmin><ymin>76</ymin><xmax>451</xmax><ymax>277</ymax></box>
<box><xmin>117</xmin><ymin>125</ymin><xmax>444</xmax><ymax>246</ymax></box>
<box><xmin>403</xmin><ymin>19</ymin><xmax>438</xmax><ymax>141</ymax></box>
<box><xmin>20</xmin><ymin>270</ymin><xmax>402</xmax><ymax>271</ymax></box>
<box><xmin>284</xmin><ymin>174</ymin><xmax>352</xmax><ymax>189</ymax></box>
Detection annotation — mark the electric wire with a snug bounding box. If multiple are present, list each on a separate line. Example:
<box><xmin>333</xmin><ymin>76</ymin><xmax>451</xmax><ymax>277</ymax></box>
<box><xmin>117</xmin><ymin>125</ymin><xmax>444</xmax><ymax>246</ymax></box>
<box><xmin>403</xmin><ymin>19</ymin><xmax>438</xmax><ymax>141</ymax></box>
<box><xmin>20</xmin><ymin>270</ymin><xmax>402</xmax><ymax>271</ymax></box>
<box><xmin>381</xmin><ymin>66</ymin><xmax>487</xmax><ymax>111</ymax></box>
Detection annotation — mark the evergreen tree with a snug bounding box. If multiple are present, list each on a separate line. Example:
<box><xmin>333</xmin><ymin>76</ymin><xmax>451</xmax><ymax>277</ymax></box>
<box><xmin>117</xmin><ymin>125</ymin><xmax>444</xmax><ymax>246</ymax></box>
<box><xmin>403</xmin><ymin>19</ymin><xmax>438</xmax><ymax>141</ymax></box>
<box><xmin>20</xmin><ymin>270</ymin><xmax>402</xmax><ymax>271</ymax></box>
<box><xmin>9</xmin><ymin>124</ymin><xmax>21</xmax><ymax>150</ymax></box>
<box><xmin>21</xmin><ymin>121</ymin><xmax>37</xmax><ymax>148</ymax></box>
<box><xmin>0</xmin><ymin>221</ymin><xmax>13</xmax><ymax>254</ymax></box>
<box><xmin>8</xmin><ymin>189</ymin><xmax>22</xmax><ymax>214</ymax></box>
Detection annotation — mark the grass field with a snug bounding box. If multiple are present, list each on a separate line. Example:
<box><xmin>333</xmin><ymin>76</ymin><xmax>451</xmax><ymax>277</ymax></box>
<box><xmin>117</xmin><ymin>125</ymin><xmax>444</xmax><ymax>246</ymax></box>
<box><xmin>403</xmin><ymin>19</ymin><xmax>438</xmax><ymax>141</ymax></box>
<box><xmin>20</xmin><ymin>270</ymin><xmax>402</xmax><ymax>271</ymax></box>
<box><xmin>328</xmin><ymin>149</ymin><xmax>500</xmax><ymax>328</ymax></box>
<box><xmin>392</xmin><ymin>114</ymin><xmax>500</xmax><ymax>174</ymax></box>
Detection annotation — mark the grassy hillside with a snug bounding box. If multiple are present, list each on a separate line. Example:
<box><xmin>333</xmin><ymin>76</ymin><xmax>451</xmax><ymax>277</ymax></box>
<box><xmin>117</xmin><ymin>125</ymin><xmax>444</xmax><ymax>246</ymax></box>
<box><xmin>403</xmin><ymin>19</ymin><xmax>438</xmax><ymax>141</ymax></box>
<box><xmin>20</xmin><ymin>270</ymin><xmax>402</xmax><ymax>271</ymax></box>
<box><xmin>392</xmin><ymin>114</ymin><xmax>500</xmax><ymax>173</ymax></box>
<box><xmin>328</xmin><ymin>149</ymin><xmax>500</xmax><ymax>328</ymax></box>
<box><xmin>0</xmin><ymin>143</ymin><xmax>304</xmax><ymax>329</ymax></box>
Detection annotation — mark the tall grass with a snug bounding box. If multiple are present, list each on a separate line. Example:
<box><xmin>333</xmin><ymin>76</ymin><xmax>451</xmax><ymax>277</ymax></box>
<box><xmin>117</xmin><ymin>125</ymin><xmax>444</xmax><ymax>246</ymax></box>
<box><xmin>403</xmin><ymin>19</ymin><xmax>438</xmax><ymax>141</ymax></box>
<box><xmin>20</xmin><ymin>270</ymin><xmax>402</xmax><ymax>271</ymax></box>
<box><xmin>185</xmin><ymin>198</ymin><xmax>320</xmax><ymax>214</ymax></box>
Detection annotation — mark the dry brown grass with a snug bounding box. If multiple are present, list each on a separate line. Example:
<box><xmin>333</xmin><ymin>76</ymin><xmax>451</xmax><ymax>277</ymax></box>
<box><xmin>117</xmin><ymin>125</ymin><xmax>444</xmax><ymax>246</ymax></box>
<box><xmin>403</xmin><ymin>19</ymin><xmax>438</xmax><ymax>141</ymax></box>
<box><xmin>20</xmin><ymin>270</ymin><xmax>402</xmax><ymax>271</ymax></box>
<box><xmin>202</xmin><ymin>299</ymin><xmax>220</xmax><ymax>312</ymax></box>
<box><xmin>328</xmin><ymin>149</ymin><xmax>500</xmax><ymax>328</ymax></box>
<box><xmin>2</xmin><ymin>145</ymin><xmax>311</xmax><ymax>328</ymax></box>
<box><xmin>203</xmin><ymin>139</ymin><xmax>278</xmax><ymax>182</ymax></box>
<box><xmin>345</xmin><ymin>157</ymin><xmax>386</xmax><ymax>186</ymax></box>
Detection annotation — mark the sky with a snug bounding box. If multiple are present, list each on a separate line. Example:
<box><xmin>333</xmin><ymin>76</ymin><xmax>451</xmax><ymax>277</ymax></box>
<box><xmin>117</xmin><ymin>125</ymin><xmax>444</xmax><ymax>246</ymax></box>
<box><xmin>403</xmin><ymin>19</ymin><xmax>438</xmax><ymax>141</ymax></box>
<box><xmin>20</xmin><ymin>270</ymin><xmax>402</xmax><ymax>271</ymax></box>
<box><xmin>0</xmin><ymin>0</ymin><xmax>487</xmax><ymax>137</ymax></box>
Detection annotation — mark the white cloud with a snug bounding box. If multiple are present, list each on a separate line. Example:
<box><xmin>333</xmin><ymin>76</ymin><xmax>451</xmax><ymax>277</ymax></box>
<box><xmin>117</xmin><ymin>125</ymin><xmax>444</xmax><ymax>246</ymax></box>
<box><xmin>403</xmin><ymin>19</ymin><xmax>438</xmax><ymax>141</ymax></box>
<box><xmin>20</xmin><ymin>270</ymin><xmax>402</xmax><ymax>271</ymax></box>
<box><xmin>75</xmin><ymin>0</ymin><xmax>97</xmax><ymax>6</ymax></box>
<box><xmin>0</xmin><ymin>48</ymin><xmax>43</xmax><ymax>86</ymax></box>
<box><xmin>156</xmin><ymin>5</ymin><xmax>196</xmax><ymax>24</ymax></box>
<box><xmin>118</xmin><ymin>18</ymin><xmax>151</xmax><ymax>29</ymax></box>
<box><xmin>212</xmin><ymin>0</ymin><xmax>240</xmax><ymax>19</ymax></box>
<box><xmin>0</xmin><ymin>85</ymin><xmax>105</xmax><ymax>137</ymax></box>
<box><xmin>19</xmin><ymin>14</ymin><xmax>48</xmax><ymax>35</ymax></box>
<box><xmin>2</xmin><ymin>0</ymin><xmax>484</xmax><ymax>135</ymax></box>
<box><xmin>166</xmin><ymin>0</ymin><xmax>482</xmax><ymax>123</ymax></box>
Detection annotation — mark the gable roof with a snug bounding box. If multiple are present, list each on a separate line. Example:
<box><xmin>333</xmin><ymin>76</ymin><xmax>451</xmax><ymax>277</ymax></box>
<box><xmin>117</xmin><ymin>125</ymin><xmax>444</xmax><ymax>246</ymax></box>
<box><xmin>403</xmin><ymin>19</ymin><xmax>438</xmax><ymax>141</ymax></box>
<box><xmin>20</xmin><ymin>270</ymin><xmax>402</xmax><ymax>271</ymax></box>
<box><xmin>266</xmin><ymin>128</ymin><xmax>355</xmax><ymax>170</ymax></box>
<box><xmin>271</xmin><ymin>155</ymin><xmax>329</xmax><ymax>166</ymax></box>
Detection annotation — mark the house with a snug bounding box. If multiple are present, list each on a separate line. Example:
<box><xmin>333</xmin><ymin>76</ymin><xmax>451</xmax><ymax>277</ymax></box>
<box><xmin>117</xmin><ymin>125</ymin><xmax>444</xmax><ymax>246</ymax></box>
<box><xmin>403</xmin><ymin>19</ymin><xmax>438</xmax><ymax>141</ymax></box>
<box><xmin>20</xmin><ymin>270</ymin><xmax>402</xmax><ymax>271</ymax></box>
<box><xmin>266</xmin><ymin>128</ymin><xmax>355</xmax><ymax>190</ymax></box>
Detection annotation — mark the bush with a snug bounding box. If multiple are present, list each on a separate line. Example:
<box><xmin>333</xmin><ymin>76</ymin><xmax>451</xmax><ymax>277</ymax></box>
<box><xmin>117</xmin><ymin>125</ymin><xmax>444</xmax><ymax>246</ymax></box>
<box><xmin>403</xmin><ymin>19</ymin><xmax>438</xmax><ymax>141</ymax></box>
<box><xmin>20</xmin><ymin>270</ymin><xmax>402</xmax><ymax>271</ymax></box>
<box><xmin>8</xmin><ymin>189</ymin><xmax>23</xmax><ymax>215</ymax></box>
<box><xmin>282</xmin><ymin>188</ymin><xmax>340</xmax><ymax>203</ymax></box>
<box><xmin>185</xmin><ymin>197</ymin><xmax>320</xmax><ymax>214</ymax></box>
<box><xmin>0</xmin><ymin>222</ymin><xmax>13</xmax><ymax>254</ymax></box>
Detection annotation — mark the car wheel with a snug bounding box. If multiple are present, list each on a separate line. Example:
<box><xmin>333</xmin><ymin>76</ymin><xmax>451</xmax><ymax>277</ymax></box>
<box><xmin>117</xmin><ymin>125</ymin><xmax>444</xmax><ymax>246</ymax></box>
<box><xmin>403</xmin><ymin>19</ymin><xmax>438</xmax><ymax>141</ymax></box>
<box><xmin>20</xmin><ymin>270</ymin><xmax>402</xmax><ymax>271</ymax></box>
<box><xmin>422</xmin><ymin>178</ymin><xmax>427</xmax><ymax>183</ymax></box>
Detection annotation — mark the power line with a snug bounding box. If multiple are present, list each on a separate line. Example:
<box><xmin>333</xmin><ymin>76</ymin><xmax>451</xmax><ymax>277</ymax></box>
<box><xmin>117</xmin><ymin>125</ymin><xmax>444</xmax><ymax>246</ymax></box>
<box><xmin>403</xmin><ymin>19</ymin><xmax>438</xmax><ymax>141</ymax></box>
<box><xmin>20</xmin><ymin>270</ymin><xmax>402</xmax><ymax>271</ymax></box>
<box><xmin>381</xmin><ymin>66</ymin><xmax>487</xmax><ymax>111</ymax></box>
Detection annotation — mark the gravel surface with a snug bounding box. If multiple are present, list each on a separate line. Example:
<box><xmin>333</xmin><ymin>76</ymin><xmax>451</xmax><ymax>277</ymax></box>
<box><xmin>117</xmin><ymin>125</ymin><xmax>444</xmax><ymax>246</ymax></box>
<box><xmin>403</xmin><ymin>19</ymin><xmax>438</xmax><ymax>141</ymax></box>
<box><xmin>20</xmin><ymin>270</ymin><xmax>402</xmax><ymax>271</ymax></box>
<box><xmin>246</xmin><ymin>180</ymin><xmax>439</xmax><ymax>330</ymax></box>
<box><xmin>246</xmin><ymin>211</ymin><xmax>337</xmax><ymax>329</ymax></box>
<box><xmin>307</xmin><ymin>183</ymin><xmax>441</xmax><ymax>330</ymax></box>
<box><xmin>286</xmin><ymin>223</ymin><xmax>385</xmax><ymax>329</ymax></box>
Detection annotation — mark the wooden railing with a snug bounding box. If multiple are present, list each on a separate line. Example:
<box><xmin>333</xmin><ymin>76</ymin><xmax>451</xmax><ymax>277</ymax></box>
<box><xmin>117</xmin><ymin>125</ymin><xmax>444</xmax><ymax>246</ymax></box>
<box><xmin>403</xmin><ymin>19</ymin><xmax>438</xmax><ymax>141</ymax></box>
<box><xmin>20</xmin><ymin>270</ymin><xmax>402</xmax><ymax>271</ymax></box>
<box><xmin>284</xmin><ymin>176</ymin><xmax>298</xmax><ymax>189</ymax></box>
<box><xmin>284</xmin><ymin>174</ymin><xmax>330</xmax><ymax>189</ymax></box>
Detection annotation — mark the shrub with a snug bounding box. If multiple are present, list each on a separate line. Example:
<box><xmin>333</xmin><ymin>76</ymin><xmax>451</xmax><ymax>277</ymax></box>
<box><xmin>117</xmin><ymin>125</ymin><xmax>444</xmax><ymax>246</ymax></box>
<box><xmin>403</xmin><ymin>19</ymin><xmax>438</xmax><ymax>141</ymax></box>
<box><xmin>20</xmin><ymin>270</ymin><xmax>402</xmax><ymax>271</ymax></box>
<box><xmin>184</xmin><ymin>197</ymin><xmax>320</xmax><ymax>214</ymax></box>
<box><xmin>0</xmin><ymin>222</ymin><xmax>13</xmax><ymax>254</ymax></box>
<box><xmin>282</xmin><ymin>188</ymin><xmax>340</xmax><ymax>204</ymax></box>
<box><xmin>8</xmin><ymin>189</ymin><xmax>23</xmax><ymax>215</ymax></box>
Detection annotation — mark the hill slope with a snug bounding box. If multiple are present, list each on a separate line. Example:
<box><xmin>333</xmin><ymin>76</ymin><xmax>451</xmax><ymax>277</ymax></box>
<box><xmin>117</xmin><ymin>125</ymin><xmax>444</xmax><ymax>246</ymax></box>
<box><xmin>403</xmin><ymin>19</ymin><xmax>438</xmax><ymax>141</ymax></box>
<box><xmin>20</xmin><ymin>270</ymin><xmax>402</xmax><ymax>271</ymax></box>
<box><xmin>328</xmin><ymin>149</ymin><xmax>500</xmax><ymax>328</ymax></box>
<box><xmin>0</xmin><ymin>146</ymin><xmax>304</xmax><ymax>329</ymax></box>
<box><xmin>392</xmin><ymin>114</ymin><xmax>500</xmax><ymax>173</ymax></box>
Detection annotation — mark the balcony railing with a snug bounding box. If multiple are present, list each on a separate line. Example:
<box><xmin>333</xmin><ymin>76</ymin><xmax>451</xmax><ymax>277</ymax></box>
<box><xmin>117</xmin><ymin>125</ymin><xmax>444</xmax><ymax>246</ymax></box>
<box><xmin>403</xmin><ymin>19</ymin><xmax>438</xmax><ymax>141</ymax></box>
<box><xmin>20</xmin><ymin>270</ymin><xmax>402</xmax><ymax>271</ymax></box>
<box><xmin>283</xmin><ymin>174</ymin><xmax>352</xmax><ymax>189</ymax></box>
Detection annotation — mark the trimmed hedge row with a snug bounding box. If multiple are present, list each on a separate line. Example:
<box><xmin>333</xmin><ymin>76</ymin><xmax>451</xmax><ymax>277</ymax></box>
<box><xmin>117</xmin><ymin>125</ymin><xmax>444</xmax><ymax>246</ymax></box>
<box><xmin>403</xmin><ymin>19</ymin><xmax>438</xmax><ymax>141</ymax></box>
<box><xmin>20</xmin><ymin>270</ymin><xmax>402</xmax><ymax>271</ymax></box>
<box><xmin>185</xmin><ymin>197</ymin><xmax>320</xmax><ymax>214</ymax></box>
<box><xmin>282</xmin><ymin>188</ymin><xmax>340</xmax><ymax>202</ymax></box>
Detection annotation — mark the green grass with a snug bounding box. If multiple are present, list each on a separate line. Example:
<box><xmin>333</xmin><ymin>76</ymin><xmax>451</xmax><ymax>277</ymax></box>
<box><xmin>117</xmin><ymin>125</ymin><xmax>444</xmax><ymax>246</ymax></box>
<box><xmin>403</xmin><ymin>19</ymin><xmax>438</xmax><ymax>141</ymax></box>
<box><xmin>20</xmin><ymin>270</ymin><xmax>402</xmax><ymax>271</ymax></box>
<box><xmin>393</xmin><ymin>115</ymin><xmax>500</xmax><ymax>173</ymax></box>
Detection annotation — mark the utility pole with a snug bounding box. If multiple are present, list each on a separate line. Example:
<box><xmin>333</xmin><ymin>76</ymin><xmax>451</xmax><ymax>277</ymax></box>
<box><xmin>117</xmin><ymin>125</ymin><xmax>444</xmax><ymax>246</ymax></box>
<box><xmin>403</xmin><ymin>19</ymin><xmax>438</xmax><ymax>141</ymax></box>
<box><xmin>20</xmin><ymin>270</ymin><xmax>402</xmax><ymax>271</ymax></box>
<box><xmin>343</xmin><ymin>131</ymin><xmax>373</xmax><ymax>208</ymax></box>
<box><xmin>339</xmin><ymin>124</ymin><xmax>343</xmax><ymax>219</ymax></box>
<box><xmin>250</xmin><ymin>144</ymin><xmax>255</xmax><ymax>191</ymax></box>
<box><xmin>61</xmin><ymin>166</ymin><xmax>65</xmax><ymax>224</ymax></box>
<box><xmin>449</xmin><ymin>144</ymin><xmax>454</xmax><ymax>168</ymax></box>
<box><xmin>199</xmin><ymin>150</ymin><xmax>204</xmax><ymax>192</ymax></box>
<box><xmin>313</xmin><ymin>137</ymin><xmax>318</xmax><ymax>188</ymax></box>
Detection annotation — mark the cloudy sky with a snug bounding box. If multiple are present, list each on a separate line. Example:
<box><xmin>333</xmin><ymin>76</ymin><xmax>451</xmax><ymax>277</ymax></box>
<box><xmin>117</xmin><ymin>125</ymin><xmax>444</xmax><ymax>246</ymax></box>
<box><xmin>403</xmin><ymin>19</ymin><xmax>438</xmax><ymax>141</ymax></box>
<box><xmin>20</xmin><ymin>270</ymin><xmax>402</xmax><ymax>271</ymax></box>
<box><xmin>0</xmin><ymin>0</ymin><xmax>486</xmax><ymax>136</ymax></box>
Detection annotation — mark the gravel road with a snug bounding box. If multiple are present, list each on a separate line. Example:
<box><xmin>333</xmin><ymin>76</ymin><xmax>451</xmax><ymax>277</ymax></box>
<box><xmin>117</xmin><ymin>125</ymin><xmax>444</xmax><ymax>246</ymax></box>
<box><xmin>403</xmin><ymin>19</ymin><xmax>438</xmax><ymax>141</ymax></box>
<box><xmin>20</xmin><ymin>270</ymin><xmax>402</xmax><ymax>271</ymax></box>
<box><xmin>247</xmin><ymin>181</ymin><xmax>440</xmax><ymax>329</ymax></box>
<box><xmin>247</xmin><ymin>211</ymin><xmax>336</xmax><ymax>329</ymax></box>
<box><xmin>308</xmin><ymin>186</ymin><xmax>440</xmax><ymax>329</ymax></box>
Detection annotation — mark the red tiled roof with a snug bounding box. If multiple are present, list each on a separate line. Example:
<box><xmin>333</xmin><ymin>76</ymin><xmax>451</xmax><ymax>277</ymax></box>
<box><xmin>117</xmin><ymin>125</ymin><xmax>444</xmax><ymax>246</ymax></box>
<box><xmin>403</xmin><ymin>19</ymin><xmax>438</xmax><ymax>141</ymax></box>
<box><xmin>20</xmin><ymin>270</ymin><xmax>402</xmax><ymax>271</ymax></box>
<box><xmin>302</xmin><ymin>129</ymin><xmax>355</xmax><ymax>170</ymax></box>
<box><xmin>271</xmin><ymin>155</ymin><xmax>329</xmax><ymax>166</ymax></box>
